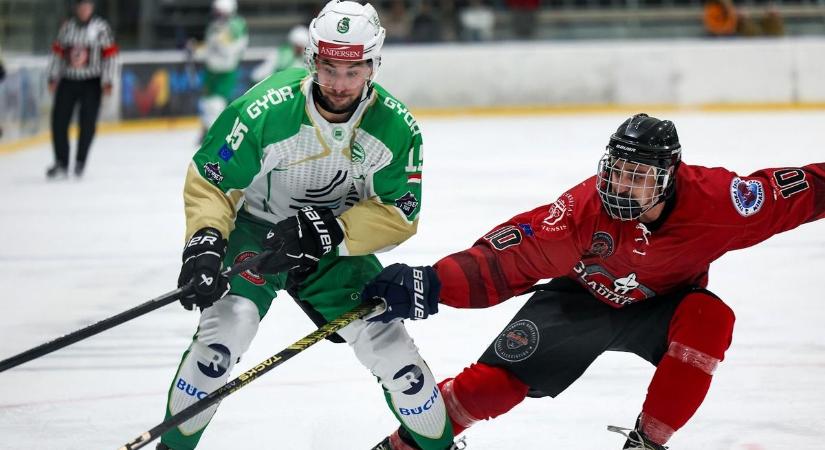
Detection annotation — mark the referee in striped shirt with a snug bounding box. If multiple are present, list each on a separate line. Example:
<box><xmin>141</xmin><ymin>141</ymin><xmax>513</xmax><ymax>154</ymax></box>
<box><xmin>46</xmin><ymin>0</ymin><xmax>118</xmax><ymax>179</ymax></box>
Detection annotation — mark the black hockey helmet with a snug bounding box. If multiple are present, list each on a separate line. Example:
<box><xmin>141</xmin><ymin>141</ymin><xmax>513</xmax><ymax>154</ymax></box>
<box><xmin>597</xmin><ymin>114</ymin><xmax>682</xmax><ymax>220</ymax></box>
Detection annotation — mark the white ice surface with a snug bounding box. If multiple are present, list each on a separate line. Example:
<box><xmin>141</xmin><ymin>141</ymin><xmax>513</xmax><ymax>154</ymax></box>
<box><xmin>0</xmin><ymin>111</ymin><xmax>823</xmax><ymax>450</ymax></box>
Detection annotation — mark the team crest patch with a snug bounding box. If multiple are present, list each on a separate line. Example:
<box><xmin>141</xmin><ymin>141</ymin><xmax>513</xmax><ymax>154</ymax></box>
<box><xmin>234</xmin><ymin>251</ymin><xmax>265</xmax><ymax>286</ymax></box>
<box><xmin>203</xmin><ymin>162</ymin><xmax>224</xmax><ymax>184</ymax></box>
<box><xmin>493</xmin><ymin>319</ymin><xmax>540</xmax><ymax>362</ymax></box>
<box><xmin>395</xmin><ymin>191</ymin><xmax>419</xmax><ymax>217</ymax></box>
<box><xmin>337</xmin><ymin>17</ymin><xmax>351</xmax><ymax>34</ymax></box>
<box><xmin>730</xmin><ymin>177</ymin><xmax>765</xmax><ymax>217</ymax></box>
<box><xmin>587</xmin><ymin>231</ymin><xmax>615</xmax><ymax>258</ymax></box>
<box><xmin>351</xmin><ymin>141</ymin><xmax>365</xmax><ymax>163</ymax></box>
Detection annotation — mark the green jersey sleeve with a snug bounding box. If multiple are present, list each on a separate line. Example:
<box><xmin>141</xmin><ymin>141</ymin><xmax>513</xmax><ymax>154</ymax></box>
<box><xmin>191</xmin><ymin>104</ymin><xmax>262</xmax><ymax>193</ymax></box>
<box><xmin>362</xmin><ymin>88</ymin><xmax>424</xmax><ymax>223</ymax></box>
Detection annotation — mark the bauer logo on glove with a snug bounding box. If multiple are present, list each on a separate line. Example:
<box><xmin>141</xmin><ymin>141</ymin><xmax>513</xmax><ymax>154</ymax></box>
<box><xmin>362</xmin><ymin>263</ymin><xmax>441</xmax><ymax>323</ymax></box>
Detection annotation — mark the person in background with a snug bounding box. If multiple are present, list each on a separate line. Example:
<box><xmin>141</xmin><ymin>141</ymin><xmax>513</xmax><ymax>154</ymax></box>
<box><xmin>459</xmin><ymin>0</ymin><xmax>495</xmax><ymax>42</ymax></box>
<box><xmin>761</xmin><ymin>5</ymin><xmax>785</xmax><ymax>36</ymax></box>
<box><xmin>381</xmin><ymin>0</ymin><xmax>412</xmax><ymax>44</ymax></box>
<box><xmin>507</xmin><ymin>0</ymin><xmax>539</xmax><ymax>40</ymax></box>
<box><xmin>0</xmin><ymin>46</ymin><xmax>5</xmax><ymax>139</ymax></box>
<box><xmin>703</xmin><ymin>0</ymin><xmax>738</xmax><ymax>37</ymax></box>
<box><xmin>250</xmin><ymin>25</ymin><xmax>309</xmax><ymax>84</ymax></box>
<box><xmin>46</xmin><ymin>0</ymin><xmax>118</xmax><ymax>179</ymax></box>
<box><xmin>409</xmin><ymin>0</ymin><xmax>443</xmax><ymax>43</ymax></box>
<box><xmin>193</xmin><ymin>0</ymin><xmax>248</xmax><ymax>141</ymax></box>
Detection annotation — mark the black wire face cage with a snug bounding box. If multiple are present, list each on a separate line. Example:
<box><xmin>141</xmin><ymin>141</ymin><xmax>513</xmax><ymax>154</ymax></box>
<box><xmin>596</xmin><ymin>152</ymin><xmax>674</xmax><ymax>221</ymax></box>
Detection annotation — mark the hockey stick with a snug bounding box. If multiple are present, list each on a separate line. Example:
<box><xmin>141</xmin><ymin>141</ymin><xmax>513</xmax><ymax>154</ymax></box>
<box><xmin>119</xmin><ymin>296</ymin><xmax>382</xmax><ymax>450</ymax></box>
<box><xmin>0</xmin><ymin>251</ymin><xmax>272</xmax><ymax>373</ymax></box>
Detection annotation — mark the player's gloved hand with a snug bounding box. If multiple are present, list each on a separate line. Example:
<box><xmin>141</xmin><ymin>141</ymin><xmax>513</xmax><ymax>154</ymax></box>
<box><xmin>259</xmin><ymin>206</ymin><xmax>344</xmax><ymax>274</ymax></box>
<box><xmin>177</xmin><ymin>227</ymin><xmax>230</xmax><ymax>310</ymax></box>
<box><xmin>363</xmin><ymin>263</ymin><xmax>441</xmax><ymax>323</ymax></box>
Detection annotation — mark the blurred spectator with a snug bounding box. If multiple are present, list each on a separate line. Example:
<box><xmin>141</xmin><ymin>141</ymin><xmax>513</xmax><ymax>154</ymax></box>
<box><xmin>382</xmin><ymin>0</ymin><xmax>412</xmax><ymax>43</ymax></box>
<box><xmin>0</xmin><ymin>46</ymin><xmax>5</xmax><ymax>139</ymax></box>
<box><xmin>761</xmin><ymin>6</ymin><xmax>785</xmax><ymax>36</ymax></box>
<box><xmin>438</xmin><ymin>0</ymin><xmax>460</xmax><ymax>41</ymax></box>
<box><xmin>703</xmin><ymin>0</ymin><xmax>738</xmax><ymax>37</ymax></box>
<box><xmin>736</xmin><ymin>11</ymin><xmax>761</xmax><ymax>36</ymax></box>
<box><xmin>46</xmin><ymin>0</ymin><xmax>118</xmax><ymax>179</ymax></box>
<box><xmin>251</xmin><ymin>25</ymin><xmax>309</xmax><ymax>83</ymax></box>
<box><xmin>460</xmin><ymin>0</ymin><xmax>495</xmax><ymax>41</ymax></box>
<box><xmin>507</xmin><ymin>0</ymin><xmax>539</xmax><ymax>40</ymax></box>
<box><xmin>410</xmin><ymin>0</ymin><xmax>443</xmax><ymax>43</ymax></box>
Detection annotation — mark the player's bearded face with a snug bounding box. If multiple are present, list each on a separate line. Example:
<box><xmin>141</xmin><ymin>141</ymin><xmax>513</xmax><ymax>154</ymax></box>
<box><xmin>609</xmin><ymin>159</ymin><xmax>661</xmax><ymax>208</ymax></box>
<box><xmin>598</xmin><ymin>155</ymin><xmax>670</xmax><ymax>220</ymax></box>
<box><xmin>314</xmin><ymin>58</ymin><xmax>373</xmax><ymax>112</ymax></box>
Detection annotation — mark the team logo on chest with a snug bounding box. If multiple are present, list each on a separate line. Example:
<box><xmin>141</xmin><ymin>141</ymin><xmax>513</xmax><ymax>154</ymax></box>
<box><xmin>572</xmin><ymin>262</ymin><xmax>656</xmax><ymax>307</ymax></box>
<box><xmin>730</xmin><ymin>177</ymin><xmax>765</xmax><ymax>217</ymax></box>
<box><xmin>351</xmin><ymin>141</ymin><xmax>365</xmax><ymax>164</ymax></box>
<box><xmin>587</xmin><ymin>231</ymin><xmax>615</xmax><ymax>258</ymax></box>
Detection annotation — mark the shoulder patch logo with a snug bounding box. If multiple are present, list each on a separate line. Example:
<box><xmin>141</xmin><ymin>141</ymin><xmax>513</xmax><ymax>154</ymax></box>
<box><xmin>395</xmin><ymin>191</ymin><xmax>419</xmax><ymax>217</ymax></box>
<box><xmin>203</xmin><ymin>162</ymin><xmax>224</xmax><ymax>184</ymax></box>
<box><xmin>730</xmin><ymin>177</ymin><xmax>765</xmax><ymax>217</ymax></box>
<box><xmin>539</xmin><ymin>192</ymin><xmax>575</xmax><ymax>234</ymax></box>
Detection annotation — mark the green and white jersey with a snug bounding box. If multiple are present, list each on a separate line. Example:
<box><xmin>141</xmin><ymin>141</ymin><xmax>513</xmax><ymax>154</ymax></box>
<box><xmin>184</xmin><ymin>68</ymin><xmax>424</xmax><ymax>256</ymax></box>
<box><xmin>203</xmin><ymin>15</ymin><xmax>248</xmax><ymax>73</ymax></box>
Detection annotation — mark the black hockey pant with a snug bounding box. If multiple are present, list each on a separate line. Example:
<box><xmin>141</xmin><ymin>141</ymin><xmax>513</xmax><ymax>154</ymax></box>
<box><xmin>51</xmin><ymin>78</ymin><xmax>102</xmax><ymax>168</ymax></box>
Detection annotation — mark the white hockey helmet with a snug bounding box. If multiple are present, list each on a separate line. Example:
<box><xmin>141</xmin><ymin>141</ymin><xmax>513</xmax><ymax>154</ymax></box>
<box><xmin>213</xmin><ymin>0</ymin><xmax>237</xmax><ymax>15</ymax></box>
<box><xmin>287</xmin><ymin>25</ymin><xmax>309</xmax><ymax>49</ymax></box>
<box><xmin>306</xmin><ymin>0</ymin><xmax>386</xmax><ymax>74</ymax></box>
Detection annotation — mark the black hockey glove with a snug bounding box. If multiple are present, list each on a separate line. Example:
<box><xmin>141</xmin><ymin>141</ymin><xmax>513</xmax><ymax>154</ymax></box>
<box><xmin>177</xmin><ymin>227</ymin><xmax>230</xmax><ymax>310</ymax></box>
<box><xmin>259</xmin><ymin>206</ymin><xmax>344</xmax><ymax>274</ymax></box>
<box><xmin>363</xmin><ymin>263</ymin><xmax>441</xmax><ymax>323</ymax></box>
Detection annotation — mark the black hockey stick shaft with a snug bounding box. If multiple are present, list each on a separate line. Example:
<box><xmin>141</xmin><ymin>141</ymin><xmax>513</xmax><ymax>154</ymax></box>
<box><xmin>119</xmin><ymin>297</ymin><xmax>381</xmax><ymax>450</ymax></box>
<box><xmin>0</xmin><ymin>251</ymin><xmax>272</xmax><ymax>373</ymax></box>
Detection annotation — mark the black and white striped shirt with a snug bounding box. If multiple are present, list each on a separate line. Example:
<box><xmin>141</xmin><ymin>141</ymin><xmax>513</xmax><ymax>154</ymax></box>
<box><xmin>47</xmin><ymin>16</ymin><xmax>118</xmax><ymax>85</ymax></box>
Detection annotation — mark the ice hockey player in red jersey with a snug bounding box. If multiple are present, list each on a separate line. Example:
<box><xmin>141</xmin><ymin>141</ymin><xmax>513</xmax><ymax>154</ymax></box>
<box><xmin>365</xmin><ymin>113</ymin><xmax>825</xmax><ymax>450</ymax></box>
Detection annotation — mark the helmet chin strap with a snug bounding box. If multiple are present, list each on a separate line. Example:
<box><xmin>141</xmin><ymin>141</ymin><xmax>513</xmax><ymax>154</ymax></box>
<box><xmin>312</xmin><ymin>82</ymin><xmax>373</xmax><ymax>117</ymax></box>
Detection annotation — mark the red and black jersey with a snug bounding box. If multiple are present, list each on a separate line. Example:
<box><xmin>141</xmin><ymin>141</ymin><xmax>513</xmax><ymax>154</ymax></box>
<box><xmin>435</xmin><ymin>162</ymin><xmax>825</xmax><ymax>309</ymax></box>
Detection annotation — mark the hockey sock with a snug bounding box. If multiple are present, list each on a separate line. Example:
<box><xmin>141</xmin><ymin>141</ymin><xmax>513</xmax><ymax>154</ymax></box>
<box><xmin>382</xmin><ymin>358</ymin><xmax>454</xmax><ymax>450</ymax></box>
<box><xmin>439</xmin><ymin>362</ymin><xmax>529</xmax><ymax>435</ymax></box>
<box><xmin>641</xmin><ymin>293</ymin><xmax>735</xmax><ymax>444</ymax></box>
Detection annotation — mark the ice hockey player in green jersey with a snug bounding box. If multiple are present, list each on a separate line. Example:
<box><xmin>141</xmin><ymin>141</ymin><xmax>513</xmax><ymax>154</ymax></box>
<box><xmin>196</xmin><ymin>0</ymin><xmax>248</xmax><ymax>134</ymax></box>
<box><xmin>250</xmin><ymin>25</ymin><xmax>309</xmax><ymax>83</ymax></box>
<box><xmin>156</xmin><ymin>1</ymin><xmax>455</xmax><ymax>449</ymax></box>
